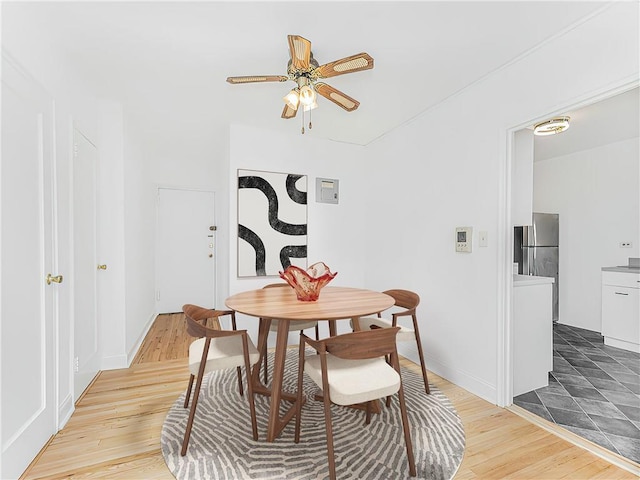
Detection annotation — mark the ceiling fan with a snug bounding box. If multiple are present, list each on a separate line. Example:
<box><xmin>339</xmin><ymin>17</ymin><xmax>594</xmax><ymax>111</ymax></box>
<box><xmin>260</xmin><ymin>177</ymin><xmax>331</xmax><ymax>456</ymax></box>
<box><xmin>226</xmin><ymin>35</ymin><xmax>374</xmax><ymax>133</ymax></box>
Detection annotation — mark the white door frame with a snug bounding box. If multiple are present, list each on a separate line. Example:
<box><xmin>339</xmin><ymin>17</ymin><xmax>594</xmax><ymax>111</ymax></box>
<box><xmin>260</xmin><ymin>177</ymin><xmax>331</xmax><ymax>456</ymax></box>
<box><xmin>497</xmin><ymin>79</ymin><xmax>639</xmax><ymax>408</ymax></box>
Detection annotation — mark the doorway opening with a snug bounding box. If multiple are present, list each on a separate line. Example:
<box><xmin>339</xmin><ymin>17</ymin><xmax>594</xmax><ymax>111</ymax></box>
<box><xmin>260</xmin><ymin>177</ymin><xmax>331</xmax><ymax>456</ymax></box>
<box><xmin>502</xmin><ymin>84</ymin><xmax>640</xmax><ymax>467</ymax></box>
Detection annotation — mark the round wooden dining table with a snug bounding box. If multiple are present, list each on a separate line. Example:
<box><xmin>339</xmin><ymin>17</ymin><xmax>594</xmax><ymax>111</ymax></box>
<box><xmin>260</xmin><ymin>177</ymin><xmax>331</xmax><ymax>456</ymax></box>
<box><xmin>225</xmin><ymin>285</ymin><xmax>394</xmax><ymax>442</ymax></box>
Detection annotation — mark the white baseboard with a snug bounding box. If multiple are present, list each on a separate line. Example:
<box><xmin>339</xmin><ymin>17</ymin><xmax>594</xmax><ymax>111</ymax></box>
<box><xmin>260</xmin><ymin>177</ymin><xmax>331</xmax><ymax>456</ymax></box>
<box><xmin>127</xmin><ymin>312</ymin><xmax>158</xmax><ymax>365</ymax></box>
<box><xmin>101</xmin><ymin>353</ymin><xmax>128</xmax><ymax>370</ymax></box>
<box><xmin>423</xmin><ymin>354</ymin><xmax>497</xmax><ymax>404</ymax></box>
<box><xmin>57</xmin><ymin>394</ymin><xmax>74</xmax><ymax>430</ymax></box>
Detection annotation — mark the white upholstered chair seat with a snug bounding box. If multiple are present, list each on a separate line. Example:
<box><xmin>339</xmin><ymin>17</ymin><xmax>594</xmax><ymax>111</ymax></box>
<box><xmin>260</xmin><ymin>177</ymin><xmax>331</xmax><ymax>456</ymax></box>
<box><xmin>354</xmin><ymin>317</ymin><xmax>416</xmax><ymax>342</ymax></box>
<box><xmin>189</xmin><ymin>336</ymin><xmax>260</xmax><ymax>376</ymax></box>
<box><xmin>304</xmin><ymin>354</ymin><xmax>400</xmax><ymax>406</ymax></box>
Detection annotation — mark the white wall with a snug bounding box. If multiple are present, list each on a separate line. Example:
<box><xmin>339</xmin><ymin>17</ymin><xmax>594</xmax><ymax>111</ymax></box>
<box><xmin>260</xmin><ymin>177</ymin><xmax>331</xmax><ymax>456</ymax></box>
<box><xmin>362</xmin><ymin>3</ymin><xmax>639</xmax><ymax>403</ymax></box>
<box><xmin>534</xmin><ymin>137</ymin><xmax>640</xmax><ymax>332</ymax></box>
<box><xmin>228</xmin><ymin>124</ymin><xmax>367</xmax><ymax>343</ymax></box>
<box><xmin>143</xmin><ymin>124</ymin><xmax>229</xmax><ymax>309</ymax></box>
<box><xmin>122</xmin><ymin>118</ymin><xmax>157</xmax><ymax>361</ymax></box>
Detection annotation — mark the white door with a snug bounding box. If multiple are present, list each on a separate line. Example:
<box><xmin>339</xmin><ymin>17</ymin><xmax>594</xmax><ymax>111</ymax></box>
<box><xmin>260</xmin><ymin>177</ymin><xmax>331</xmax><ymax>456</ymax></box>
<box><xmin>156</xmin><ymin>188</ymin><xmax>215</xmax><ymax>313</ymax></box>
<box><xmin>72</xmin><ymin>129</ymin><xmax>100</xmax><ymax>400</ymax></box>
<box><xmin>1</xmin><ymin>55</ymin><xmax>57</xmax><ymax>479</ymax></box>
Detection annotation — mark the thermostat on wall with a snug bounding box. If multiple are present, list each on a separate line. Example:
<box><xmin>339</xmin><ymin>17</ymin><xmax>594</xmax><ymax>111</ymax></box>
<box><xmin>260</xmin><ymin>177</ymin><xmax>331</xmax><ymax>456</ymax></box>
<box><xmin>455</xmin><ymin>227</ymin><xmax>473</xmax><ymax>253</ymax></box>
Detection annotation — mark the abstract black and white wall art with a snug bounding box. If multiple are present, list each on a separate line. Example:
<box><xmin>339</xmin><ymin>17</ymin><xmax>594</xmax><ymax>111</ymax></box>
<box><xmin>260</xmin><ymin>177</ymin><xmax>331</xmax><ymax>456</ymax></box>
<box><xmin>237</xmin><ymin>169</ymin><xmax>307</xmax><ymax>277</ymax></box>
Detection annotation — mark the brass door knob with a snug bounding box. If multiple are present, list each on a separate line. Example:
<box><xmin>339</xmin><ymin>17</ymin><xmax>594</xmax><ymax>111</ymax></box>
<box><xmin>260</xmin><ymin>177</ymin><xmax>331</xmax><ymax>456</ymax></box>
<box><xmin>97</xmin><ymin>264</ymin><xmax>107</xmax><ymax>270</ymax></box>
<box><xmin>46</xmin><ymin>274</ymin><xmax>63</xmax><ymax>285</ymax></box>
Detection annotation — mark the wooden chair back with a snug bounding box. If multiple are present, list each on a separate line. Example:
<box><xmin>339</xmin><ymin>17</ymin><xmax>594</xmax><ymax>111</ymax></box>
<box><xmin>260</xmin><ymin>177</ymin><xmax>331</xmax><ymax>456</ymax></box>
<box><xmin>321</xmin><ymin>326</ymin><xmax>401</xmax><ymax>360</ymax></box>
<box><xmin>183</xmin><ymin>304</ymin><xmax>242</xmax><ymax>339</ymax></box>
<box><xmin>383</xmin><ymin>289</ymin><xmax>420</xmax><ymax>312</ymax></box>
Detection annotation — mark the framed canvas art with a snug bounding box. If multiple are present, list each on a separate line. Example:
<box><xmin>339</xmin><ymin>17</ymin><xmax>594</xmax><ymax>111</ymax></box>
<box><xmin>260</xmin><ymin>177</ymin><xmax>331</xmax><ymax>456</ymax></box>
<box><xmin>237</xmin><ymin>169</ymin><xmax>308</xmax><ymax>276</ymax></box>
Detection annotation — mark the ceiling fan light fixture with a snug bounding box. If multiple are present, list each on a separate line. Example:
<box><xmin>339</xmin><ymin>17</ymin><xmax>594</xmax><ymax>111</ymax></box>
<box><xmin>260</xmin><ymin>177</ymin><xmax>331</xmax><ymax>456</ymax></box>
<box><xmin>283</xmin><ymin>89</ymin><xmax>300</xmax><ymax>109</ymax></box>
<box><xmin>226</xmin><ymin>35</ymin><xmax>374</xmax><ymax>134</ymax></box>
<box><xmin>303</xmin><ymin>100</ymin><xmax>318</xmax><ymax>112</ymax></box>
<box><xmin>299</xmin><ymin>84</ymin><xmax>316</xmax><ymax>106</ymax></box>
<box><xmin>533</xmin><ymin>116</ymin><xmax>570</xmax><ymax>136</ymax></box>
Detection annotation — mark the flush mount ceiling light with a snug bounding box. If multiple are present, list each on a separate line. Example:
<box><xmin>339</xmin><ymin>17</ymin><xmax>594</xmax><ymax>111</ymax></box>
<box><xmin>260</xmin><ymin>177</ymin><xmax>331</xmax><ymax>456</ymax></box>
<box><xmin>533</xmin><ymin>116</ymin><xmax>571</xmax><ymax>136</ymax></box>
<box><xmin>227</xmin><ymin>35</ymin><xmax>374</xmax><ymax>134</ymax></box>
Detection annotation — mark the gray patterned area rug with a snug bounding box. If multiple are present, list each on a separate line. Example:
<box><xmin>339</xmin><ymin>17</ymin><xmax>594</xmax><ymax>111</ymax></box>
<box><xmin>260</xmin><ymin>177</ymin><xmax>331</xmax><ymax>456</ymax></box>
<box><xmin>161</xmin><ymin>352</ymin><xmax>465</xmax><ymax>480</ymax></box>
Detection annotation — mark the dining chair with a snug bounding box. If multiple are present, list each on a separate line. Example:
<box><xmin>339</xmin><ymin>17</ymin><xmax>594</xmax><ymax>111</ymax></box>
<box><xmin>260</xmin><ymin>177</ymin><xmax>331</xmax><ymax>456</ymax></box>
<box><xmin>181</xmin><ymin>304</ymin><xmax>260</xmax><ymax>456</ymax></box>
<box><xmin>261</xmin><ymin>283</ymin><xmax>319</xmax><ymax>383</ymax></box>
<box><xmin>294</xmin><ymin>327</ymin><xmax>416</xmax><ymax>480</ymax></box>
<box><xmin>354</xmin><ymin>289</ymin><xmax>430</xmax><ymax>394</ymax></box>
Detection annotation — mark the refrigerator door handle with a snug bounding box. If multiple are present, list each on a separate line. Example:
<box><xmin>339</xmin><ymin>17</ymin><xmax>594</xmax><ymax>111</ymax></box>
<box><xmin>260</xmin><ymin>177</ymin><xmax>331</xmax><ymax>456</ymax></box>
<box><xmin>523</xmin><ymin>247</ymin><xmax>534</xmax><ymax>275</ymax></box>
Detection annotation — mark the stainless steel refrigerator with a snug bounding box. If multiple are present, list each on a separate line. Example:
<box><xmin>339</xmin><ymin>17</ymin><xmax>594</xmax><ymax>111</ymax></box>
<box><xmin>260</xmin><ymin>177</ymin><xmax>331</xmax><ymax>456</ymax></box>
<box><xmin>514</xmin><ymin>213</ymin><xmax>559</xmax><ymax>321</ymax></box>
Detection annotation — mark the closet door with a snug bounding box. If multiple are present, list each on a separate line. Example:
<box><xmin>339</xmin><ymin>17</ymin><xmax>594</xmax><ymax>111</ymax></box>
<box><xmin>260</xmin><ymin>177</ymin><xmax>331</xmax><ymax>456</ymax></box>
<box><xmin>1</xmin><ymin>54</ymin><xmax>58</xmax><ymax>479</ymax></box>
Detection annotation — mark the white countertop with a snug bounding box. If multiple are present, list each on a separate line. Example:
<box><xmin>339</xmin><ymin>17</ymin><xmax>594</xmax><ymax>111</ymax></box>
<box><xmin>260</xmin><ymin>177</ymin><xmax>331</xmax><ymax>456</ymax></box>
<box><xmin>513</xmin><ymin>274</ymin><xmax>555</xmax><ymax>286</ymax></box>
<box><xmin>602</xmin><ymin>266</ymin><xmax>640</xmax><ymax>274</ymax></box>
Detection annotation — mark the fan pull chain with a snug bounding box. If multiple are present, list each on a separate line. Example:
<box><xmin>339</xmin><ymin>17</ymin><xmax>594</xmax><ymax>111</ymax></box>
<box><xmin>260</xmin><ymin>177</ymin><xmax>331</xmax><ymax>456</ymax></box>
<box><xmin>301</xmin><ymin>108</ymin><xmax>305</xmax><ymax>134</ymax></box>
<box><xmin>309</xmin><ymin>108</ymin><xmax>312</xmax><ymax>130</ymax></box>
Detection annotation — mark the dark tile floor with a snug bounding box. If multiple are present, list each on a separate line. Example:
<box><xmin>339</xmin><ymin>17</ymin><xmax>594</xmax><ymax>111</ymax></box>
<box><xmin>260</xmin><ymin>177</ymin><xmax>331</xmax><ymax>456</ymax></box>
<box><xmin>514</xmin><ymin>323</ymin><xmax>640</xmax><ymax>464</ymax></box>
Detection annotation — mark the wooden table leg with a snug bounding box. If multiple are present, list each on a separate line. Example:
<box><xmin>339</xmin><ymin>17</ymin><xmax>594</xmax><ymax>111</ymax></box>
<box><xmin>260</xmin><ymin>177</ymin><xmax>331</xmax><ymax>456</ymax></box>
<box><xmin>251</xmin><ymin>318</ymin><xmax>271</xmax><ymax>391</ymax></box>
<box><xmin>266</xmin><ymin>318</ymin><xmax>296</xmax><ymax>442</ymax></box>
<box><xmin>352</xmin><ymin>316</ymin><xmax>362</xmax><ymax>331</ymax></box>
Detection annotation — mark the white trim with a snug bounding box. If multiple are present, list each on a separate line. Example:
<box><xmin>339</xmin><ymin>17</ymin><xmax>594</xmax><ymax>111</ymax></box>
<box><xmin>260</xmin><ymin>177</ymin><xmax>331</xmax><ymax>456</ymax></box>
<box><xmin>57</xmin><ymin>394</ymin><xmax>74</xmax><ymax>430</ymax></box>
<box><xmin>101</xmin><ymin>354</ymin><xmax>128</xmax><ymax>370</ymax></box>
<box><xmin>426</xmin><ymin>356</ymin><xmax>496</xmax><ymax>404</ymax></box>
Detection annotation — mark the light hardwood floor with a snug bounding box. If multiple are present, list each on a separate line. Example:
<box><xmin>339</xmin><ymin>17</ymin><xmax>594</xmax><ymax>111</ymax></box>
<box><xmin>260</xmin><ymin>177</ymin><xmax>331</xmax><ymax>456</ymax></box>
<box><xmin>21</xmin><ymin>313</ymin><xmax>638</xmax><ymax>479</ymax></box>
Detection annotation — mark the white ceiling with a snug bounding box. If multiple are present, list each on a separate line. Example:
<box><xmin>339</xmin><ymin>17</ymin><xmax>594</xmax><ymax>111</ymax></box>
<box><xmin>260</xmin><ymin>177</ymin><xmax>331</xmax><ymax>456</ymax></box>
<box><xmin>4</xmin><ymin>1</ymin><xmax>625</xmax><ymax>148</ymax></box>
<box><xmin>533</xmin><ymin>87</ymin><xmax>639</xmax><ymax>162</ymax></box>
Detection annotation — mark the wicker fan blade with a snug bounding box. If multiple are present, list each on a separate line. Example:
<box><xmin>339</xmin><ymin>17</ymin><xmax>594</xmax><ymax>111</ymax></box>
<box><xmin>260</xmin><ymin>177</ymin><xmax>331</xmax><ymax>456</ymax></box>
<box><xmin>281</xmin><ymin>103</ymin><xmax>299</xmax><ymax>119</ymax></box>
<box><xmin>288</xmin><ymin>35</ymin><xmax>312</xmax><ymax>71</ymax></box>
<box><xmin>315</xmin><ymin>53</ymin><xmax>374</xmax><ymax>79</ymax></box>
<box><xmin>226</xmin><ymin>75</ymin><xmax>289</xmax><ymax>84</ymax></box>
<box><xmin>315</xmin><ymin>83</ymin><xmax>360</xmax><ymax>112</ymax></box>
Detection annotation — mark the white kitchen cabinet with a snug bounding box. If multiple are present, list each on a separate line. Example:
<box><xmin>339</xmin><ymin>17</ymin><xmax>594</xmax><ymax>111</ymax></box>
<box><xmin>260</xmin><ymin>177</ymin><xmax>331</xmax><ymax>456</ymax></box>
<box><xmin>513</xmin><ymin>274</ymin><xmax>554</xmax><ymax>397</ymax></box>
<box><xmin>601</xmin><ymin>269</ymin><xmax>640</xmax><ymax>353</ymax></box>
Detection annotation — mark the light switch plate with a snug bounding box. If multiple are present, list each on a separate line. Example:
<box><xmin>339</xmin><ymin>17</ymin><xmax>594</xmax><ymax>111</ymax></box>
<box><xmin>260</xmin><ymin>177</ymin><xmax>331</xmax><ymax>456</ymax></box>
<box><xmin>479</xmin><ymin>231</ymin><xmax>488</xmax><ymax>247</ymax></box>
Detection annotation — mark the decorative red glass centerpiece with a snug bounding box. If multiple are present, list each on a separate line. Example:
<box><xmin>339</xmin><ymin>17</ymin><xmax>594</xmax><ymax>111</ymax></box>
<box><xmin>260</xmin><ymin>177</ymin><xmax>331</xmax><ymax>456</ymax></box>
<box><xmin>279</xmin><ymin>262</ymin><xmax>338</xmax><ymax>301</ymax></box>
